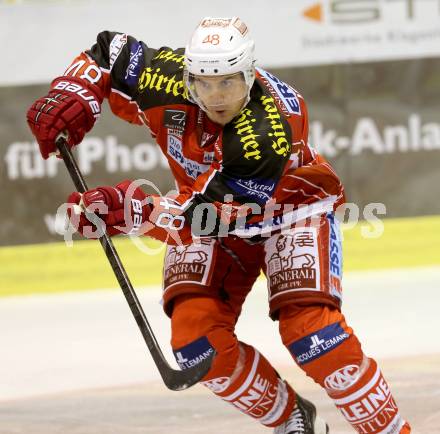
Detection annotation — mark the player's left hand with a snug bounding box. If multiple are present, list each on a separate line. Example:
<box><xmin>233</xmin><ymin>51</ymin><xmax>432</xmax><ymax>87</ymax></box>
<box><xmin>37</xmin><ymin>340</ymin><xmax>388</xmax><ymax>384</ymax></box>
<box><xmin>67</xmin><ymin>180</ymin><xmax>152</xmax><ymax>238</ymax></box>
<box><xmin>26</xmin><ymin>76</ymin><xmax>103</xmax><ymax>159</ymax></box>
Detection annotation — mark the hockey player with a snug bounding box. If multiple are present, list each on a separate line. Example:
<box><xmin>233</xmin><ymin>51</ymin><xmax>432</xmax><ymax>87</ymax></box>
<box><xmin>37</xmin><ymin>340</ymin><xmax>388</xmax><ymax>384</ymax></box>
<box><xmin>26</xmin><ymin>17</ymin><xmax>411</xmax><ymax>434</ymax></box>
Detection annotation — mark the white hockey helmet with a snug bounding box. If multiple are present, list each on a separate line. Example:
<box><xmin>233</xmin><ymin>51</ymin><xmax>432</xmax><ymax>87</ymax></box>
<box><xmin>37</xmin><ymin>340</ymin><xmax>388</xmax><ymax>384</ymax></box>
<box><xmin>184</xmin><ymin>17</ymin><xmax>256</xmax><ymax>109</ymax></box>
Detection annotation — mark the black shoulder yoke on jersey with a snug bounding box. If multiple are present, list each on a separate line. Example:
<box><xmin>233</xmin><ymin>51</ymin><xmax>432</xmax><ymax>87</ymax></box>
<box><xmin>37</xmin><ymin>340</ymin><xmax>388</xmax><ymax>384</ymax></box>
<box><xmin>86</xmin><ymin>31</ymin><xmax>190</xmax><ymax>110</ymax></box>
<box><xmin>184</xmin><ymin>81</ymin><xmax>293</xmax><ymax>235</ymax></box>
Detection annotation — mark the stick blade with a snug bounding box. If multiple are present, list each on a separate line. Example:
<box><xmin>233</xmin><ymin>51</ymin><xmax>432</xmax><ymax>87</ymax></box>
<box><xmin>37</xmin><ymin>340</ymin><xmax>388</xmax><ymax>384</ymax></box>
<box><xmin>161</xmin><ymin>351</ymin><xmax>215</xmax><ymax>391</ymax></box>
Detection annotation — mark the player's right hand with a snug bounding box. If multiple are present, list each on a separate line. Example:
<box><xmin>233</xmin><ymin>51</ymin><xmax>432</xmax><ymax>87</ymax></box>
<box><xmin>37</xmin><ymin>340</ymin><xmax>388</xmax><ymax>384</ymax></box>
<box><xmin>66</xmin><ymin>180</ymin><xmax>152</xmax><ymax>239</ymax></box>
<box><xmin>26</xmin><ymin>76</ymin><xmax>103</xmax><ymax>159</ymax></box>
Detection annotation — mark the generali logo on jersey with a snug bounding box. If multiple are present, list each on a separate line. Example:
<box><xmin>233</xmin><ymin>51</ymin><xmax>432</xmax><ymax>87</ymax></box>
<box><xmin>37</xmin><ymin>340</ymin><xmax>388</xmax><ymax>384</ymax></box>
<box><xmin>163</xmin><ymin>240</ymin><xmax>215</xmax><ymax>289</ymax></box>
<box><xmin>266</xmin><ymin>232</ymin><xmax>318</xmax><ymax>298</ymax></box>
<box><xmin>302</xmin><ymin>0</ymin><xmax>439</xmax><ymax>24</ymax></box>
<box><xmin>164</xmin><ymin>245</ymin><xmax>208</xmax><ymax>287</ymax></box>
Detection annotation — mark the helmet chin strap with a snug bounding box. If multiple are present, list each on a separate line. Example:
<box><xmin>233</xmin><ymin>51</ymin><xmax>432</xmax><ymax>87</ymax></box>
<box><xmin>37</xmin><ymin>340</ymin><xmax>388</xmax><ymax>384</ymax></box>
<box><xmin>236</xmin><ymin>66</ymin><xmax>255</xmax><ymax>113</ymax></box>
<box><xmin>237</xmin><ymin>93</ymin><xmax>251</xmax><ymax>113</ymax></box>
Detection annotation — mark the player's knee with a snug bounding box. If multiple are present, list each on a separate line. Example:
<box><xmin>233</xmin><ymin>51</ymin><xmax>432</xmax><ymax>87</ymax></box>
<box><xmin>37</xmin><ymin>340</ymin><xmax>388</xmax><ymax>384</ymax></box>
<box><xmin>170</xmin><ymin>295</ymin><xmax>240</xmax><ymax>381</ymax></box>
<box><xmin>278</xmin><ymin>303</ymin><xmax>365</xmax><ymax>387</ymax></box>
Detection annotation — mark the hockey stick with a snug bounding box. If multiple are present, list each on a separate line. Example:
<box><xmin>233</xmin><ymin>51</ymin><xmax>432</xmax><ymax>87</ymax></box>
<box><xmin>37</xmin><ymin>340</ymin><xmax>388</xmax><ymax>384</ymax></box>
<box><xmin>56</xmin><ymin>134</ymin><xmax>214</xmax><ymax>391</ymax></box>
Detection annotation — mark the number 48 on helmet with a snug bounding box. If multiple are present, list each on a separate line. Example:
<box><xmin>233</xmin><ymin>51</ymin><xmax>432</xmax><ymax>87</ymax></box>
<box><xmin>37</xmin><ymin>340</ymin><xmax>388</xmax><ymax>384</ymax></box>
<box><xmin>183</xmin><ymin>17</ymin><xmax>256</xmax><ymax>116</ymax></box>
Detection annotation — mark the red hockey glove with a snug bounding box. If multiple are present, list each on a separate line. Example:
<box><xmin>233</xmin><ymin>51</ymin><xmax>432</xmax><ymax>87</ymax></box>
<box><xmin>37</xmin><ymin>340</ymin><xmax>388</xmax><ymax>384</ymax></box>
<box><xmin>67</xmin><ymin>180</ymin><xmax>152</xmax><ymax>239</ymax></box>
<box><xmin>26</xmin><ymin>76</ymin><xmax>103</xmax><ymax>159</ymax></box>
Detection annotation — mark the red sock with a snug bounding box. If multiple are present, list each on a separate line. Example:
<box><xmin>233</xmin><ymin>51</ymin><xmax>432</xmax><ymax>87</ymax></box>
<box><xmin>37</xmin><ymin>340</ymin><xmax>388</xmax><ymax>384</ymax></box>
<box><xmin>204</xmin><ymin>343</ymin><xmax>295</xmax><ymax>427</ymax></box>
<box><xmin>328</xmin><ymin>358</ymin><xmax>411</xmax><ymax>433</ymax></box>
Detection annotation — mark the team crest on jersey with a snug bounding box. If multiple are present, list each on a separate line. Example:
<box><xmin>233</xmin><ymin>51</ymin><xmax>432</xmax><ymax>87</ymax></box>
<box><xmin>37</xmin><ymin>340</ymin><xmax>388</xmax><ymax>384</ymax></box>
<box><xmin>257</xmin><ymin>67</ymin><xmax>301</xmax><ymax>116</ymax></box>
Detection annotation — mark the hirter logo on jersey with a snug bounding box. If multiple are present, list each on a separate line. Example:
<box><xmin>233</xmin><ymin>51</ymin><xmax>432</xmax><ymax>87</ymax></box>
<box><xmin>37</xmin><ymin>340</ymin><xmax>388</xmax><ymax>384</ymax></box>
<box><xmin>261</xmin><ymin>95</ymin><xmax>291</xmax><ymax>157</ymax></box>
<box><xmin>232</xmin><ymin>108</ymin><xmax>261</xmax><ymax>160</ymax></box>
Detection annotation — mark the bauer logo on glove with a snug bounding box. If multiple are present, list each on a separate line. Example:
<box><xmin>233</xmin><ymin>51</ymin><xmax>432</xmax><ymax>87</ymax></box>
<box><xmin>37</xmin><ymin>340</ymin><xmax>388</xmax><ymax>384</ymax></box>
<box><xmin>26</xmin><ymin>76</ymin><xmax>103</xmax><ymax>159</ymax></box>
<box><xmin>66</xmin><ymin>180</ymin><xmax>152</xmax><ymax>239</ymax></box>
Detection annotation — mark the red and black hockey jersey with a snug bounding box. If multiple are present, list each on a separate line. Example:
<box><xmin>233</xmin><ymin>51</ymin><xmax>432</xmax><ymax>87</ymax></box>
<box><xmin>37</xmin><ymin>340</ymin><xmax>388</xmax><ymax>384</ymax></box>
<box><xmin>62</xmin><ymin>31</ymin><xmax>345</xmax><ymax>243</ymax></box>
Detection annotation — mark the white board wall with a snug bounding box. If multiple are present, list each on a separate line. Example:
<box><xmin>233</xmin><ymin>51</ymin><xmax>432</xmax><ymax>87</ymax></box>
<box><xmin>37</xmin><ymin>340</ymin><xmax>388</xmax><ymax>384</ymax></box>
<box><xmin>1</xmin><ymin>0</ymin><xmax>440</xmax><ymax>85</ymax></box>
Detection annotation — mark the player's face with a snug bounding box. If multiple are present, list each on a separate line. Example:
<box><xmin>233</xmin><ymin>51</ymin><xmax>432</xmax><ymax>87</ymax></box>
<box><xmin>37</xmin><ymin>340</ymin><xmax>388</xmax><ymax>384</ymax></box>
<box><xmin>193</xmin><ymin>73</ymin><xmax>247</xmax><ymax>125</ymax></box>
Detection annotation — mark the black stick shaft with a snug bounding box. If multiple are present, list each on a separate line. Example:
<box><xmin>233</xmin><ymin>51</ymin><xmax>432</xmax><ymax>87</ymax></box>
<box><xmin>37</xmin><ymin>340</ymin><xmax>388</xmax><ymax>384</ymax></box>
<box><xmin>56</xmin><ymin>137</ymin><xmax>213</xmax><ymax>390</ymax></box>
